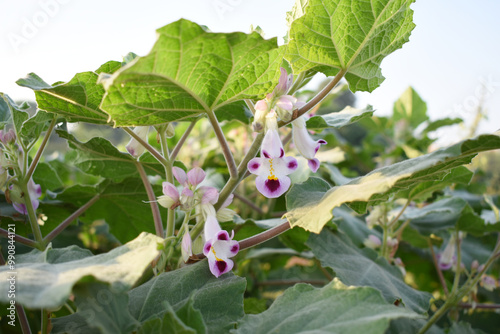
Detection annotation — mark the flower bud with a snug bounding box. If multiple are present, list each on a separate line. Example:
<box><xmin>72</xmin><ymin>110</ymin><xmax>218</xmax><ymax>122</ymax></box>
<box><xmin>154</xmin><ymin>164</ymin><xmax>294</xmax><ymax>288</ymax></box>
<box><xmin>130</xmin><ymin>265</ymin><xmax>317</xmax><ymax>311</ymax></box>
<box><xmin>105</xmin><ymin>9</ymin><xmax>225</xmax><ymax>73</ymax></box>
<box><xmin>363</xmin><ymin>235</ymin><xmax>382</xmax><ymax>249</ymax></box>
<box><xmin>181</xmin><ymin>232</ymin><xmax>193</xmax><ymax>263</ymax></box>
<box><xmin>0</xmin><ymin>129</ymin><xmax>16</xmax><ymax>145</ymax></box>
<box><xmin>126</xmin><ymin>126</ymin><xmax>149</xmax><ymax>157</ymax></box>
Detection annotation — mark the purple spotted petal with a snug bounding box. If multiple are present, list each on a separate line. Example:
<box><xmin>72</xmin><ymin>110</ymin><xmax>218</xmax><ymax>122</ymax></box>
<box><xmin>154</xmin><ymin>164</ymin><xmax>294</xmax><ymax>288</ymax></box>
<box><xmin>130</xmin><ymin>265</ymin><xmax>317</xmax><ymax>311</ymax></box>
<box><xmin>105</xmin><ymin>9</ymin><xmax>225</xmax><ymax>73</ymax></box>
<box><xmin>207</xmin><ymin>256</ymin><xmax>234</xmax><ymax>278</ymax></box>
<box><xmin>187</xmin><ymin>167</ymin><xmax>205</xmax><ymax>187</ymax></box>
<box><xmin>229</xmin><ymin>240</ymin><xmax>239</xmax><ymax>256</ymax></box>
<box><xmin>203</xmin><ymin>240</ymin><xmax>213</xmax><ymax>257</ymax></box>
<box><xmin>255</xmin><ymin>175</ymin><xmax>291</xmax><ymax>198</ymax></box>
<box><xmin>261</xmin><ymin>129</ymin><xmax>284</xmax><ymax>159</ymax></box>
<box><xmin>216</xmin><ymin>230</ymin><xmax>230</xmax><ymax>241</ymax></box>
<box><xmin>172</xmin><ymin>167</ymin><xmax>187</xmax><ymax>185</ymax></box>
<box><xmin>248</xmin><ymin>158</ymin><xmax>265</xmax><ymax>174</ymax></box>
<box><xmin>308</xmin><ymin>158</ymin><xmax>321</xmax><ymax>173</ymax></box>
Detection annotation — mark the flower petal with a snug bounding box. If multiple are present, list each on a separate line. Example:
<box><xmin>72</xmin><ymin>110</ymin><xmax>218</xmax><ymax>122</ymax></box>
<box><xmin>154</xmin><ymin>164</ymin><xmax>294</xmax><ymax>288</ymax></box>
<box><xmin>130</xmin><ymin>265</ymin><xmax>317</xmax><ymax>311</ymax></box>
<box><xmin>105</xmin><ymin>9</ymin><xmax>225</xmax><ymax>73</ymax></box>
<box><xmin>200</xmin><ymin>186</ymin><xmax>219</xmax><ymax>205</ymax></box>
<box><xmin>162</xmin><ymin>182</ymin><xmax>179</xmax><ymax>200</ymax></box>
<box><xmin>207</xmin><ymin>256</ymin><xmax>233</xmax><ymax>278</ymax></box>
<box><xmin>181</xmin><ymin>232</ymin><xmax>192</xmax><ymax>262</ymax></box>
<box><xmin>255</xmin><ymin>174</ymin><xmax>291</xmax><ymax>198</ymax></box>
<box><xmin>273</xmin><ymin>156</ymin><xmax>298</xmax><ymax>176</ymax></box>
<box><xmin>261</xmin><ymin>129</ymin><xmax>284</xmax><ymax>159</ymax></box>
<box><xmin>187</xmin><ymin>167</ymin><xmax>205</xmax><ymax>187</ymax></box>
<box><xmin>126</xmin><ymin>126</ymin><xmax>149</xmax><ymax>157</ymax></box>
<box><xmin>307</xmin><ymin>158</ymin><xmax>321</xmax><ymax>173</ymax></box>
<box><xmin>228</xmin><ymin>240</ymin><xmax>239</xmax><ymax>256</ymax></box>
<box><xmin>247</xmin><ymin>157</ymin><xmax>267</xmax><ymax>175</ymax></box>
<box><xmin>204</xmin><ymin>215</ymin><xmax>221</xmax><ymax>241</ymax></box>
<box><xmin>172</xmin><ymin>167</ymin><xmax>187</xmax><ymax>185</ymax></box>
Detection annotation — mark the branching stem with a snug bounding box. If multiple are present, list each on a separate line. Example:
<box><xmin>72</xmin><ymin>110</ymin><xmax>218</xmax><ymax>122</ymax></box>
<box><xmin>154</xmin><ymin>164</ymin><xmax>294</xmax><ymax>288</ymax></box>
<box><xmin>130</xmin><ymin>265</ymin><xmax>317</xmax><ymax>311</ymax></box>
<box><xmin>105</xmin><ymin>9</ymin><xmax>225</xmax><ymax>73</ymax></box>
<box><xmin>206</xmin><ymin>109</ymin><xmax>238</xmax><ymax>178</ymax></box>
<box><xmin>26</xmin><ymin>118</ymin><xmax>57</xmax><ymax>181</ymax></box>
<box><xmin>136</xmin><ymin>162</ymin><xmax>164</xmax><ymax>238</ymax></box>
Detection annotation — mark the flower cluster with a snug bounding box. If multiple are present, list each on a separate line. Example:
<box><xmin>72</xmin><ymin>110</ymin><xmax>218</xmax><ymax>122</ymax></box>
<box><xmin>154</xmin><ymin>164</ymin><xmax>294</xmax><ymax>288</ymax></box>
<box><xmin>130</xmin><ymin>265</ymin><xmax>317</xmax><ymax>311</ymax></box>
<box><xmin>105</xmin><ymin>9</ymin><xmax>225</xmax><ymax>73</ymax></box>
<box><xmin>158</xmin><ymin>166</ymin><xmax>239</xmax><ymax>277</ymax></box>
<box><xmin>248</xmin><ymin>68</ymin><xmax>326</xmax><ymax>198</ymax></box>
<box><xmin>0</xmin><ymin>129</ymin><xmax>42</xmax><ymax>215</ymax></box>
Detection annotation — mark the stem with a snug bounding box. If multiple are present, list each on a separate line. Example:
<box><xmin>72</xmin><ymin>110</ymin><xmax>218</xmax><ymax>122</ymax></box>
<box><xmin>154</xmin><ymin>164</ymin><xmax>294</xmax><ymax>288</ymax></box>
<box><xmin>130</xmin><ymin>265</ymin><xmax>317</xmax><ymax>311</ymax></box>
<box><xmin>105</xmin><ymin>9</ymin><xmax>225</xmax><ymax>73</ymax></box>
<box><xmin>41</xmin><ymin>309</ymin><xmax>49</xmax><ymax>334</ymax></box>
<box><xmin>287</xmin><ymin>71</ymin><xmax>307</xmax><ymax>95</ymax></box>
<box><xmin>43</xmin><ymin>195</ymin><xmax>100</xmax><ymax>245</ymax></box>
<box><xmin>123</xmin><ymin>127</ymin><xmax>169</xmax><ymax>167</ymax></box>
<box><xmin>19</xmin><ymin>181</ymin><xmax>43</xmax><ymax>249</ymax></box>
<box><xmin>215</xmin><ymin>132</ymin><xmax>264</xmax><ymax>210</ymax></box>
<box><xmin>170</xmin><ymin>121</ymin><xmax>196</xmax><ymax>160</ymax></box>
<box><xmin>0</xmin><ymin>228</ymin><xmax>37</xmax><ymax>248</ymax></box>
<box><xmin>233</xmin><ymin>193</ymin><xmax>264</xmax><ymax>215</ymax></box>
<box><xmin>418</xmin><ymin>297</ymin><xmax>458</xmax><ymax>334</ymax></box>
<box><xmin>388</xmin><ymin>199</ymin><xmax>411</xmax><ymax>228</ymax></box>
<box><xmin>206</xmin><ymin>109</ymin><xmax>238</xmax><ymax>179</ymax></box>
<box><xmin>428</xmin><ymin>239</ymin><xmax>449</xmax><ymax>296</ymax></box>
<box><xmin>278</xmin><ymin>69</ymin><xmax>347</xmax><ymax>127</ymax></box>
<box><xmin>25</xmin><ymin>118</ymin><xmax>56</xmax><ymax>181</ymax></box>
<box><xmin>136</xmin><ymin>162</ymin><xmax>164</xmax><ymax>238</ymax></box>
<box><xmin>158</xmin><ymin>130</ymin><xmax>175</xmax><ymax>238</ymax></box>
<box><xmin>459</xmin><ymin>303</ymin><xmax>500</xmax><ymax>309</ymax></box>
<box><xmin>244</xmin><ymin>99</ymin><xmax>256</xmax><ymax>115</ymax></box>
<box><xmin>16</xmin><ymin>304</ymin><xmax>32</xmax><ymax>334</ymax></box>
<box><xmin>451</xmin><ymin>230</ymin><xmax>462</xmax><ymax>294</ymax></box>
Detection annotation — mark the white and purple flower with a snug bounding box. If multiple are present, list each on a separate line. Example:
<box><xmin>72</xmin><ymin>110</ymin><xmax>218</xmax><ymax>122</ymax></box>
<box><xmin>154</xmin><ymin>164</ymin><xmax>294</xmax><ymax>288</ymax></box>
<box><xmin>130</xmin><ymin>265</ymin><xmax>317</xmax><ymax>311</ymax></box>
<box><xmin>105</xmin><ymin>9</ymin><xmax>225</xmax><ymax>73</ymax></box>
<box><xmin>292</xmin><ymin>116</ymin><xmax>327</xmax><ymax>172</ymax></box>
<box><xmin>126</xmin><ymin>126</ymin><xmax>150</xmax><ymax>157</ymax></box>
<box><xmin>203</xmin><ymin>215</ymin><xmax>239</xmax><ymax>277</ymax></box>
<box><xmin>10</xmin><ymin>179</ymin><xmax>42</xmax><ymax>215</ymax></box>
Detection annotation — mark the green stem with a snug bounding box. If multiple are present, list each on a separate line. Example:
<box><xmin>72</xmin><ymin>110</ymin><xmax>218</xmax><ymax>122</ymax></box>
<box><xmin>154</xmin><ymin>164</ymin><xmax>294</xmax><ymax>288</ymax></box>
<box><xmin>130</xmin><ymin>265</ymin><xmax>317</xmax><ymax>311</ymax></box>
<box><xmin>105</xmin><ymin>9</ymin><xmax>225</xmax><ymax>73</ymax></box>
<box><xmin>206</xmin><ymin>109</ymin><xmax>238</xmax><ymax>179</ymax></box>
<box><xmin>25</xmin><ymin>118</ymin><xmax>56</xmax><ymax>181</ymax></box>
<box><xmin>215</xmin><ymin>132</ymin><xmax>264</xmax><ymax>211</ymax></box>
<box><xmin>170</xmin><ymin>121</ymin><xmax>196</xmax><ymax>160</ymax></box>
<box><xmin>0</xmin><ymin>228</ymin><xmax>37</xmax><ymax>248</ymax></box>
<box><xmin>287</xmin><ymin>71</ymin><xmax>307</xmax><ymax>95</ymax></box>
<box><xmin>136</xmin><ymin>162</ymin><xmax>164</xmax><ymax>238</ymax></box>
<box><xmin>123</xmin><ymin>127</ymin><xmax>169</xmax><ymax>167</ymax></box>
<box><xmin>158</xmin><ymin>130</ymin><xmax>175</xmax><ymax>237</ymax></box>
<box><xmin>43</xmin><ymin>195</ymin><xmax>100</xmax><ymax>245</ymax></box>
<box><xmin>41</xmin><ymin>309</ymin><xmax>49</xmax><ymax>334</ymax></box>
<box><xmin>388</xmin><ymin>199</ymin><xmax>411</xmax><ymax>228</ymax></box>
<box><xmin>19</xmin><ymin>180</ymin><xmax>43</xmax><ymax>249</ymax></box>
<box><xmin>278</xmin><ymin>69</ymin><xmax>347</xmax><ymax>127</ymax></box>
<box><xmin>428</xmin><ymin>239</ymin><xmax>449</xmax><ymax>296</ymax></box>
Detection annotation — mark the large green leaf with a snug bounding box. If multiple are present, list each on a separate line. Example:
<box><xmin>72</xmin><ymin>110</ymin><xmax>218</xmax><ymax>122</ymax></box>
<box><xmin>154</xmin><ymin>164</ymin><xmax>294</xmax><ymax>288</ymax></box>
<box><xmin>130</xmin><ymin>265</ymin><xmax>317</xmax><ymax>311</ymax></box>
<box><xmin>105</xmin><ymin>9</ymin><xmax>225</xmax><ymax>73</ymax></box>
<box><xmin>17</xmin><ymin>72</ymin><xmax>110</xmax><ymax>124</ymax></box>
<box><xmin>307</xmin><ymin>230</ymin><xmax>432</xmax><ymax>314</ymax></box>
<box><xmin>0</xmin><ymin>232</ymin><xmax>163</xmax><ymax>309</ymax></box>
<box><xmin>286</xmin><ymin>133</ymin><xmax>500</xmax><ymax>233</ymax></box>
<box><xmin>100</xmin><ymin>19</ymin><xmax>283</xmax><ymax>126</ymax></box>
<box><xmin>285</xmin><ymin>0</ymin><xmax>415</xmax><ymax>92</ymax></box>
<box><xmin>233</xmin><ymin>278</ymin><xmax>421</xmax><ymax>334</ymax></box>
<box><xmin>128</xmin><ymin>260</ymin><xmax>246</xmax><ymax>334</ymax></box>
<box><xmin>305</xmin><ymin>105</ymin><xmax>374</xmax><ymax>130</ymax></box>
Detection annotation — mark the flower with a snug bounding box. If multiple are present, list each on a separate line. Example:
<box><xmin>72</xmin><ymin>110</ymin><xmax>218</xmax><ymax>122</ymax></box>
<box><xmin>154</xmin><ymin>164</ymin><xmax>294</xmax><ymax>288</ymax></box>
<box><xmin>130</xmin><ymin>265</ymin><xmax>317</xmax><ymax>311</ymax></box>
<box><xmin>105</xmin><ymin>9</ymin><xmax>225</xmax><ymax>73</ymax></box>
<box><xmin>480</xmin><ymin>275</ymin><xmax>498</xmax><ymax>291</ymax></box>
<box><xmin>157</xmin><ymin>181</ymin><xmax>180</xmax><ymax>210</ymax></box>
<box><xmin>363</xmin><ymin>235</ymin><xmax>382</xmax><ymax>249</ymax></box>
<box><xmin>10</xmin><ymin>179</ymin><xmax>42</xmax><ymax>215</ymax></box>
<box><xmin>0</xmin><ymin>129</ymin><xmax>16</xmax><ymax>145</ymax></box>
<box><xmin>292</xmin><ymin>116</ymin><xmax>327</xmax><ymax>172</ymax></box>
<box><xmin>203</xmin><ymin>215</ymin><xmax>239</xmax><ymax>277</ymax></box>
<box><xmin>438</xmin><ymin>234</ymin><xmax>459</xmax><ymax>271</ymax></box>
<box><xmin>248</xmin><ymin>125</ymin><xmax>298</xmax><ymax>198</ymax></box>
<box><xmin>126</xmin><ymin>126</ymin><xmax>149</xmax><ymax>157</ymax></box>
<box><xmin>181</xmin><ymin>232</ymin><xmax>193</xmax><ymax>263</ymax></box>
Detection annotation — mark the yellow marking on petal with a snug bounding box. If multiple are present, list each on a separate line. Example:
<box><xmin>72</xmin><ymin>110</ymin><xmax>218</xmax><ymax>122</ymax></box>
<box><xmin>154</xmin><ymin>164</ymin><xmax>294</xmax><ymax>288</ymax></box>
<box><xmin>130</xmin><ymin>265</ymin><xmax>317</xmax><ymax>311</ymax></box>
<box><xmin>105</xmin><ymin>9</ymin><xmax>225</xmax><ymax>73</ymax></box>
<box><xmin>267</xmin><ymin>158</ymin><xmax>278</xmax><ymax>181</ymax></box>
<box><xmin>211</xmin><ymin>246</ymin><xmax>223</xmax><ymax>262</ymax></box>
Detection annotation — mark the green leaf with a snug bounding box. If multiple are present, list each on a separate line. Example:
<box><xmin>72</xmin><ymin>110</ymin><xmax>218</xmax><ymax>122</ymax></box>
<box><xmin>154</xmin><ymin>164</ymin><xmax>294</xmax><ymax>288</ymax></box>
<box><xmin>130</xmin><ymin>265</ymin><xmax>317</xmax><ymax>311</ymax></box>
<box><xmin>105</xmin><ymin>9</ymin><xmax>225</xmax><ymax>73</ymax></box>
<box><xmin>17</xmin><ymin>71</ymin><xmax>110</xmax><ymax>124</ymax></box>
<box><xmin>33</xmin><ymin>162</ymin><xmax>65</xmax><ymax>191</ymax></box>
<box><xmin>285</xmin><ymin>0</ymin><xmax>416</xmax><ymax>92</ymax></box>
<box><xmin>285</xmin><ymin>133</ymin><xmax>500</xmax><ymax>233</ymax></box>
<box><xmin>234</xmin><ymin>278</ymin><xmax>421</xmax><ymax>334</ymax></box>
<box><xmin>306</xmin><ymin>105</ymin><xmax>374</xmax><ymax>130</ymax></box>
<box><xmin>423</xmin><ymin>117</ymin><xmax>463</xmax><ymax>134</ymax></box>
<box><xmin>100</xmin><ymin>19</ymin><xmax>283</xmax><ymax>126</ymax></box>
<box><xmin>136</xmin><ymin>303</ymin><xmax>196</xmax><ymax>334</ymax></box>
<box><xmin>73</xmin><ymin>283</ymin><xmax>140</xmax><ymax>334</ymax></box>
<box><xmin>0</xmin><ymin>232</ymin><xmax>162</xmax><ymax>309</ymax></box>
<box><xmin>20</xmin><ymin>109</ymin><xmax>54</xmax><ymax>144</ymax></box>
<box><xmin>448</xmin><ymin>322</ymin><xmax>487</xmax><ymax>334</ymax></box>
<box><xmin>393</xmin><ymin>87</ymin><xmax>428</xmax><ymax>128</ymax></box>
<box><xmin>307</xmin><ymin>230</ymin><xmax>432</xmax><ymax>314</ymax></box>
<box><xmin>0</xmin><ymin>96</ymin><xmax>12</xmax><ymax>129</ymax></box>
<box><xmin>175</xmin><ymin>296</ymin><xmax>207</xmax><ymax>334</ymax></box>
<box><xmin>128</xmin><ymin>260</ymin><xmax>246</xmax><ymax>334</ymax></box>
<box><xmin>332</xmin><ymin>206</ymin><xmax>382</xmax><ymax>247</ymax></box>
<box><xmin>1</xmin><ymin>93</ymin><xmax>29</xmax><ymax>136</ymax></box>
<box><xmin>56</xmin><ymin>129</ymin><xmax>164</xmax><ymax>181</ymax></box>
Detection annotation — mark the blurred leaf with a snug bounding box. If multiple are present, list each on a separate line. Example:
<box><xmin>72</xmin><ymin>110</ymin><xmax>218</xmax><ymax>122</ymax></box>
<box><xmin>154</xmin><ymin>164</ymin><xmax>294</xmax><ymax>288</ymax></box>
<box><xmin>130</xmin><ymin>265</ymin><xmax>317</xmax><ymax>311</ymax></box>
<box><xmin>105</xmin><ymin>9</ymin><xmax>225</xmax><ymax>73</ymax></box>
<box><xmin>306</xmin><ymin>106</ymin><xmax>374</xmax><ymax>130</ymax></box>
<box><xmin>56</xmin><ymin>129</ymin><xmax>163</xmax><ymax>181</ymax></box>
<box><xmin>393</xmin><ymin>87</ymin><xmax>428</xmax><ymax>128</ymax></box>
<box><xmin>0</xmin><ymin>232</ymin><xmax>162</xmax><ymax>309</ymax></box>
<box><xmin>423</xmin><ymin>117</ymin><xmax>463</xmax><ymax>134</ymax></box>
<box><xmin>308</xmin><ymin>230</ymin><xmax>432</xmax><ymax>314</ymax></box>
<box><xmin>285</xmin><ymin>0</ymin><xmax>415</xmax><ymax>92</ymax></box>
<box><xmin>0</xmin><ymin>96</ymin><xmax>12</xmax><ymax>129</ymax></box>
<box><xmin>387</xmin><ymin>318</ymin><xmax>444</xmax><ymax>334</ymax></box>
<box><xmin>101</xmin><ymin>19</ymin><xmax>283</xmax><ymax>126</ymax></box>
<box><xmin>234</xmin><ymin>278</ymin><xmax>421</xmax><ymax>334</ymax></box>
<box><xmin>286</xmin><ymin>133</ymin><xmax>500</xmax><ymax>233</ymax></box>
<box><xmin>1</xmin><ymin>93</ymin><xmax>29</xmax><ymax>137</ymax></box>
<box><xmin>448</xmin><ymin>322</ymin><xmax>487</xmax><ymax>334</ymax></box>
<box><xmin>33</xmin><ymin>162</ymin><xmax>65</xmax><ymax>191</ymax></box>
<box><xmin>332</xmin><ymin>206</ymin><xmax>382</xmax><ymax>247</ymax></box>
<box><xmin>128</xmin><ymin>260</ymin><xmax>245</xmax><ymax>334</ymax></box>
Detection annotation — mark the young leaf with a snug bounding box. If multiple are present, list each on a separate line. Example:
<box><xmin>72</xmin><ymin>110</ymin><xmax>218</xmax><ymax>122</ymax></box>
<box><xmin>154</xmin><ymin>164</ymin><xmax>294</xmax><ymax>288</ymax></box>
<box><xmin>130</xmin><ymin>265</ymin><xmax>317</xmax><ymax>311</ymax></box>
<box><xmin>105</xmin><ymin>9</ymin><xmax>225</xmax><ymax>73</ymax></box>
<box><xmin>285</xmin><ymin>0</ymin><xmax>416</xmax><ymax>92</ymax></box>
<box><xmin>305</xmin><ymin>105</ymin><xmax>375</xmax><ymax>130</ymax></box>
<box><xmin>100</xmin><ymin>19</ymin><xmax>283</xmax><ymax>126</ymax></box>
<box><xmin>308</xmin><ymin>230</ymin><xmax>432</xmax><ymax>314</ymax></box>
<box><xmin>286</xmin><ymin>133</ymin><xmax>500</xmax><ymax>233</ymax></box>
<box><xmin>393</xmin><ymin>87</ymin><xmax>428</xmax><ymax>128</ymax></box>
<box><xmin>234</xmin><ymin>278</ymin><xmax>421</xmax><ymax>334</ymax></box>
<box><xmin>0</xmin><ymin>232</ymin><xmax>163</xmax><ymax>309</ymax></box>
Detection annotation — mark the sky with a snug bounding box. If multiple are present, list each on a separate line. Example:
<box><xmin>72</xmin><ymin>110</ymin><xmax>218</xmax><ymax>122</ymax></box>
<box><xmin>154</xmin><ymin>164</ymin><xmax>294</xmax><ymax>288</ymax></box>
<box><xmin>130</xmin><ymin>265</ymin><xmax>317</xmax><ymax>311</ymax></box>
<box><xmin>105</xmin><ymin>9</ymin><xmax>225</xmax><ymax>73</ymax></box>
<box><xmin>1</xmin><ymin>0</ymin><xmax>499</xmax><ymax>140</ymax></box>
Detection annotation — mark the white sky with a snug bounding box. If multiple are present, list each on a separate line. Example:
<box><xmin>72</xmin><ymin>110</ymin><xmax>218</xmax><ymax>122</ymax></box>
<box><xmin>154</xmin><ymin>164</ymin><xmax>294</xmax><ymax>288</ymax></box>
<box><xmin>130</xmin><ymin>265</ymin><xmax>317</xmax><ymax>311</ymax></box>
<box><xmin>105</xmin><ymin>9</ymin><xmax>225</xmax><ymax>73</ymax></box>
<box><xmin>1</xmin><ymin>0</ymin><xmax>499</xmax><ymax>139</ymax></box>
